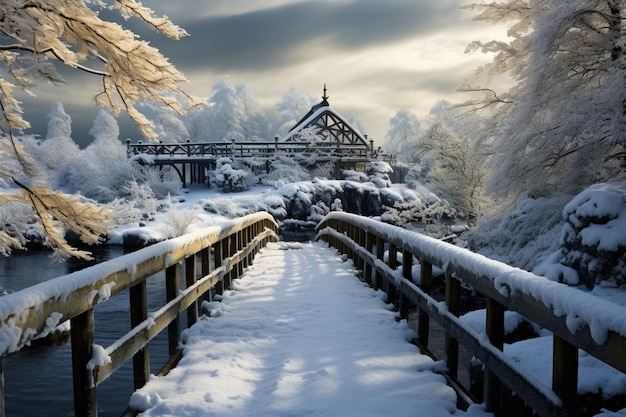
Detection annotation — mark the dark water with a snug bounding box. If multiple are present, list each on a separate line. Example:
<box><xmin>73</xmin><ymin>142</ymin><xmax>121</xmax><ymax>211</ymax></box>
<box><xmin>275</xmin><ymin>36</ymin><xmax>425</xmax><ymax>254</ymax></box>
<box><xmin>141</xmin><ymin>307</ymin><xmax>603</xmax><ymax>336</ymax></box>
<box><xmin>0</xmin><ymin>247</ymin><xmax>175</xmax><ymax>417</ymax></box>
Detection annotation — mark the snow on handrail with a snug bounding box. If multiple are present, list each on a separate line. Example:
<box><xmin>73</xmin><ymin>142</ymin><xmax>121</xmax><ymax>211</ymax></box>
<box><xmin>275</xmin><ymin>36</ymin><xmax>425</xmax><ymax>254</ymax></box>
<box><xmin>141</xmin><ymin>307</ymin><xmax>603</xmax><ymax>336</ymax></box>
<box><xmin>0</xmin><ymin>212</ymin><xmax>278</xmax><ymax>357</ymax></box>
<box><xmin>316</xmin><ymin>211</ymin><xmax>626</xmax><ymax>416</ymax></box>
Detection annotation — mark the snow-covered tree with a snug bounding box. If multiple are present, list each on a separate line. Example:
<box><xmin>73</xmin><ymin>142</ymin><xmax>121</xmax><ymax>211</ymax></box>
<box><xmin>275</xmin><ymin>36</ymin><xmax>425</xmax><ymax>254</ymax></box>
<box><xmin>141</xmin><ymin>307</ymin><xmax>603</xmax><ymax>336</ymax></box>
<box><xmin>407</xmin><ymin>103</ymin><xmax>488</xmax><ymax>224</ymax></box>
<box><xmin>465</xmin><ymin>0</ymin><xmax>626</xmax><ymax>197</ymax></box>
<box><xmin>236</xmin><ymin>83</ymin><xmax>269</xmax><ymax>141</ymax></box>
<box><xmin>135</xmin><ymin>99</ymin><xmax>190</xmax><ymax>143</ymax></box>
<box><xmin>198</xmin><ymin>76</ymin><xmax>269</xmax><ymax>142</ymax></box>
<box><xmin>18</xmin><ymin>102</ymin><xmax>81</xmax><ymax>187</ymax></box>
<box><xmin>64</xmin><ymin>110</ymin><xmax>135</xmax><ymax>202</ymax></box>
<box><xmin>383</xmin><ymin>109</ymin><xmax>421</xmax><ymax>162</ymax></box>
<box><xmin>273</xmin><ymin>87</ymin><xmax>317</xmax><ymax>138</ymax></box>
<box><xmin>0</xmin><ymin>0</ymin><xmax>197</xmax><ymax>258</ymax></box>
<box><xmin>420</xmin><ymin>118</ymin><xmax>486</xmax><ymax>224</ymax></box>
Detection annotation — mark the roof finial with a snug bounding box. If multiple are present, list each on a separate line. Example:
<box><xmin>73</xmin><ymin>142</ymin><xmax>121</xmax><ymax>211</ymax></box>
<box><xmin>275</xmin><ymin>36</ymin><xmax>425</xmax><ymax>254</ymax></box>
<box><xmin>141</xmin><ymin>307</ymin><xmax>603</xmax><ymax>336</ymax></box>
<box><xmin>322</xmin><ymin>83</ymin><xmax>329</xmax><ymax>101</ymax></box>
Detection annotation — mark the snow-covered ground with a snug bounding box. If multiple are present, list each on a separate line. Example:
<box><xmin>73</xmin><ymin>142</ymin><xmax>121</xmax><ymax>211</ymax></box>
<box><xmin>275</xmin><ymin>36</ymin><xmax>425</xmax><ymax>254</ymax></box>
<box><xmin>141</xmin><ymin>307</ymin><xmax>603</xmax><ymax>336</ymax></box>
<box><xmin>109</xmin><ymin>180</ymin><xmax>457</xmax><ymax>247</ymax></box>
<box><xmin>128</xmin><ymin>240</ymin><xmax>493</xmax><ymax>417</ymax></box>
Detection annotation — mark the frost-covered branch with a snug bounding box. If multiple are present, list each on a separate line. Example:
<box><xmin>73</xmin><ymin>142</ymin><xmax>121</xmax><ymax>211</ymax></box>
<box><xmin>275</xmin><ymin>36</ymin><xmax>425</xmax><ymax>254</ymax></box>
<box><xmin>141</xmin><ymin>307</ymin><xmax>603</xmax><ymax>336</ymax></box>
<box><xmin>464</xmin><ymin>0</ymin><xmax>626</xmax><ymax>198</ymax></box>
<box><xmin>0</xmin><ymin>0</ymin><xmax>200</xmax><ymax>258</ymax></box>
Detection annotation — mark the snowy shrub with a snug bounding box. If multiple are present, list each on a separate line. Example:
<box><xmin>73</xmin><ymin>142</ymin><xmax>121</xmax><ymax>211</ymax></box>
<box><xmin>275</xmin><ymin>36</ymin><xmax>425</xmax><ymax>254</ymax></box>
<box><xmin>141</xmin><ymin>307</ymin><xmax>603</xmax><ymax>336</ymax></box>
<box><xmin>381</xmin><ymin>198</ymin><xmax>459</xmax><ymax>239</ymax></box>
<box><xmin>105</xmin><ymin>181</ymin><xmax>160</xmax><ymax>225</ymax></box>
<box><xmin>262</xmin><ymin>155</ymin><xmax>311</xmax><ymax>187</ymax></box>
<box><xmin>331</xmin><ymin>198</ymin><xmax>344</xmax><ymax>212</ymax></box>
<box><xmin>157</xmin><ymin>200</ymin><xmax>200</xmax><ymax>239</ymax></box>
<box><xmin>342</xmin><ymin>169</ymin><xmax>368</xmax><ymax>183</ymax></box>
<box><xmin>106</xmin><ymin>198</ymin><xmax>143</xmax><ymax>225</ymax></box>
<box><xmin>138</xmin><ymin>166</ymin><xmax>181</xmax><ymax>199</ymax></box>
<box><xmin>309</xmin><ymin>161</ymin><xmax>334</xmax><ymax>180</ymax></box>
<box><xmin>535</xmin><ymin>183</ymin><xmax>626</xmax><ymax>288</ymax></box>
<box><xmin>211</xmin><ymin>158</ymin><xmax>254</xmax><ymax>192</ymax></box>
<box><xmin>469</xmin><ymin>195</ymin><xmax>568</xmax><ymax>271</ymax></box>
<box><xmin>366</xmin><ymin>161</ymin><xmax>393</xmax><ymax>188</ymax></box>
<box><xmin>308</xmin><ymin>201</ymin><xmax>331</xmax><ymax>222</ymax></box>
<box><xmin>202</xmin><ymin>198</ymin><xmax>240</xmax><ymax>218</ymax></box>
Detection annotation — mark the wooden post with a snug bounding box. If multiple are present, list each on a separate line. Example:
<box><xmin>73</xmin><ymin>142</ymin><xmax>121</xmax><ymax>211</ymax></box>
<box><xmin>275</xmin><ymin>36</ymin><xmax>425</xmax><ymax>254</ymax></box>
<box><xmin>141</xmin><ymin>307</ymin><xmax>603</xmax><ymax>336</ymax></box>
<box><xmin>364</xmin><ymin>232</ymin><xmax>374</xmax><ymax>285</ymax></box>
<box><xmin>230</xmin><ymin>233</ymin><xmax>239</xmax><ymax>282</ymax></box>
<box><xmin>186</xmin><ymin>254</ymin><xmax>198</xmax><ymax>327</ymax></box>
<box><xmin>214</xmin><ymin>240</ymin><xmax>224</xmax><ymax>296</ymax></box>
<box><xmin>166</xmin><ymin>263</ymin><xmax>180</xmax><ymax>357</ymax></box>
<box><xmin>375</xmin><ymin>236</ymin><xmax>385</xmax><ymax>290</ymax></box>
<box><xmin>387</xmin><ymin>243</ymin><xmax>399</xmax><ymax>308</ymax></box>
<box><xmin>484</xmin><ymin>297</ymin><xmax>505</xmax><ymax>411</ymax></box>
<box><xmin>345</xmin><ymin>224</ymin><xmax>354</xmax><ymax>261</ymax></box>
<box><xmin>244</xmin><ymin>227</ymin><xmax>251</xmax><ymax>268</ymax></box>
<box><xmin>129</xmin><ymin>281</ymin><xmax>149</xmax><ymax>389</ymax></box>
<box><xmin>71</xmin><ymin>309</ymin><xmax>97</xmax><ymax>417</ymax></box>
<box><xmin>553</xmin><ymin>335</ymin><xmax>578</xmax><ymax>411</ymax></box>
<box><xmin>418</xmin><ymin>261</ymin><xmax>432</xmax><ymax>347</ymax></box>
<box><xmin>399</xmin><ymin>250</ymin><xmax>412</xmax><ymax>321</ymax></box>
<box><xmin>356</xmin><ymin>228</ymin><xmax>365</xmax><ymax>271</ymax></box>
<box><xmin>445</xmin><ymin>273</ymin><xmax>460</xmax><ymax>378</ymax></box>
<box><xmin>201</xmin><ymin>246</ymin><xmax>212</xmax><ymax>302</ymax></box>
<box><xmin>0</xmin><ymin>358</ymin><xmax>5</xmax><ymax>417</ymax></box>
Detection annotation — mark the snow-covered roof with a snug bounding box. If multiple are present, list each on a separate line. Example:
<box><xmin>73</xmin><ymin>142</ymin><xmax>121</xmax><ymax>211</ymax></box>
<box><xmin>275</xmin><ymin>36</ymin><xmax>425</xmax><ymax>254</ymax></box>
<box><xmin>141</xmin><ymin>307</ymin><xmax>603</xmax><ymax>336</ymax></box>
<box><xmin>280</xmin><ymin>94</ymin><xmax>369</xmax><ymax>148</ymax></box>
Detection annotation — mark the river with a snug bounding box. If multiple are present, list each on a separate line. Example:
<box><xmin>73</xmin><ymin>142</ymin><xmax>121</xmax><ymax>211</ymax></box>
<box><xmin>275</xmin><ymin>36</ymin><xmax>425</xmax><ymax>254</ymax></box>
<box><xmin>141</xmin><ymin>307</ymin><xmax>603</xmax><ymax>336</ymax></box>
<box><xmin>0</xmin><ymin>246</ymin><xmax>174</xmax><ymax>417</ymax></box>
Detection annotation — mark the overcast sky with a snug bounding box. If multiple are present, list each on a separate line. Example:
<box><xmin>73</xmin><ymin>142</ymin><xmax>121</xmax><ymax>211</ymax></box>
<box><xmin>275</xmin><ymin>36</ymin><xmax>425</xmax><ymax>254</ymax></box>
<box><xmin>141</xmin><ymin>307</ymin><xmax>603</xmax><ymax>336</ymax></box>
<box><xmin>20</xmin><ymin>0</ymin><xmax>504</xmax><ymax>146</ymax></box>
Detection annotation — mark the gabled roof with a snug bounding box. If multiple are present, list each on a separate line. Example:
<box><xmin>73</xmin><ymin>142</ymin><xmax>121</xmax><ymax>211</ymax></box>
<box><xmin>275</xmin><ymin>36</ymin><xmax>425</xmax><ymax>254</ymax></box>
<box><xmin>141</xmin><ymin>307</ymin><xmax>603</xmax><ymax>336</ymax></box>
<box><xmin>280</xmin><ymin>87</ymin><xmax>369</xmax><ymax>148</ymax></box>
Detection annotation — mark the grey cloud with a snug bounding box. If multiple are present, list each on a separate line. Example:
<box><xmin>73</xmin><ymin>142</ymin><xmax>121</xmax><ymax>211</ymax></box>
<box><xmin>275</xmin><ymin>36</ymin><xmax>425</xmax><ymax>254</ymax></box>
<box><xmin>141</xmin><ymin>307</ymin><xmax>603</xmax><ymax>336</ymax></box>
<box><xmin>151</xmin><ymin>0</ymin><xmax>471</xmax><ymax>73</ymax></box>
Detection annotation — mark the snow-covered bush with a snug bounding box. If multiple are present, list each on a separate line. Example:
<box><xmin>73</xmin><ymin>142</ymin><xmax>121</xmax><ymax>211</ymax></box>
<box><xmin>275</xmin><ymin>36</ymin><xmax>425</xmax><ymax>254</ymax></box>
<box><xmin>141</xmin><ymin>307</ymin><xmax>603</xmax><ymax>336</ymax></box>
<box><xmin>105</xmin><ymin>181</ymin><xmax>160</xmax><ymax>225</ymax></box>
<box><xmin>366</xmin><ymin>161</ymin><xmax>393</xmax><ymax>188</ymax></box>
<box><xmin>535</xmin><ymin>183</ymin><xmax>626</xmax><ymax>288</ymax></box>
<box><xmin>381</xmin><ymin>195</ymin><xmax>460</xmax><ymax>239</ymax></box>
<box><xmin>136</xmin><ymin>166</ymin><xmax>182</xmax><ymax>200</ymax></box>
<box><xmin>157</xmin><ymin>205</ymin><xmax>200</xmax><ymax>240</ymax></box>
<box><xmin>262</xmin><ymin>155</ymin><xmax>311</xmax><ymax>187</ymax></box>
<box><xmin>342</xmin><ymin>169</ymin><xmax>368</xmax><ymax>183</ymax></box>
<box><xmin>331</xmin><ymin>198</ymin><xmax>344</xmax><ymax>212</ymax></box>
<box><xmin>468</xmin><ymin>195</ymin><xmax>568</xmax><ymax>271</ymax></box>
<box><xmin>211</xmin><ymin>158</ymin><xmax>254</xmax><ymax>192</ymax></box>
<box><xmin>309</xmin><ymin>161</ymin><xmax>334</xmax><ymax>180</ymax></box>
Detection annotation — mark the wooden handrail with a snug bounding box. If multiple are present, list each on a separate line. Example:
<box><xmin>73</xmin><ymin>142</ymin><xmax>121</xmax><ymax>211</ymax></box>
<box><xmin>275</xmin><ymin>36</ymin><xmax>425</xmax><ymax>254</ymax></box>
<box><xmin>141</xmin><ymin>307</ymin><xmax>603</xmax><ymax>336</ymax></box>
<box><xmin>126</xmin><ymin>140</ymin><xmax>371</xmax><ymax>159</ymax></box>
<box><xmin>0</xmin><ymin>212</ymin><xmax>279</xmax><ymax>417</ymax></box>
<box><xmin>315</xmin><ymin>212</ymin><xmax>626</xmax><ymax>417</ymax></box>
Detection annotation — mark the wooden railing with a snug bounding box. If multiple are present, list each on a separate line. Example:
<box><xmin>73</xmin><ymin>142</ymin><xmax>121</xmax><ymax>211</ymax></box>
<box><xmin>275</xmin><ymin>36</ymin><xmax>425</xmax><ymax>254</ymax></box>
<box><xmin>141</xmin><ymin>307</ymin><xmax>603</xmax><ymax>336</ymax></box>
<box><xmin>316</xmin><ymin>212</ymin><xmax>626</xmax><ymax>417</ymax></box>
<box><xmin>0</xmin><ymin>213</ymin><xmax>279</xmax><ymax>417</ymax></box>
<box><xmin>126</xmin><ymin>139</ymin><xmax>373</xmax><ymax>160</ymax></box>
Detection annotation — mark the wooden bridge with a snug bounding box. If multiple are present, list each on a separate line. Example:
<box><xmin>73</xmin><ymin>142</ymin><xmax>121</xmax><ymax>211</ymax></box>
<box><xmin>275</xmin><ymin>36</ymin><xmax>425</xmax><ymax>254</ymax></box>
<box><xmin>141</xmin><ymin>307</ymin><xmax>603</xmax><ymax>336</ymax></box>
<box><xmin>0</xmin><ymin>212</ymin><xmax>624</xmax><ymax>416</ymax></box>
<box><xmin>126</xmin><ymin>138</ymin><xmax>392</xmax><ymax>185</ymax></box>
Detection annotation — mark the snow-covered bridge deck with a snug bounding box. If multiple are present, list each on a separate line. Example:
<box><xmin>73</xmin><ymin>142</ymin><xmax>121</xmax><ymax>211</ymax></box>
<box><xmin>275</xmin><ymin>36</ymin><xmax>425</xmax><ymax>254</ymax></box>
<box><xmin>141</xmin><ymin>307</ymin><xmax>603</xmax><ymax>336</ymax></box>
<box><xmin>127</xmin><ymin>241</ymin><xmax>486</xmax><ymax>416</ymax></box>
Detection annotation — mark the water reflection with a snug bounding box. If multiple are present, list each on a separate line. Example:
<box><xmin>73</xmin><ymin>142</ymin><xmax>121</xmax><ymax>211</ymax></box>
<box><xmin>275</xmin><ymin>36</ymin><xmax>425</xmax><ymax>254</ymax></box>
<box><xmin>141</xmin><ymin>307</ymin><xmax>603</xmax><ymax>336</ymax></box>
<box><xmin>1</xmin><ymin>246</ymin><xmax>173</xmax><ymax>416</ymax></box>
